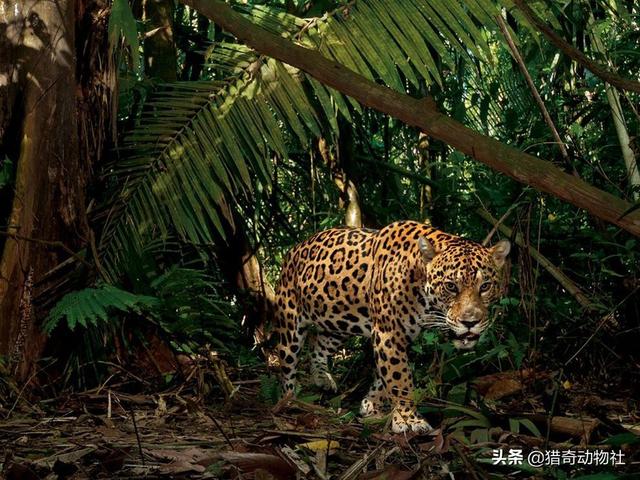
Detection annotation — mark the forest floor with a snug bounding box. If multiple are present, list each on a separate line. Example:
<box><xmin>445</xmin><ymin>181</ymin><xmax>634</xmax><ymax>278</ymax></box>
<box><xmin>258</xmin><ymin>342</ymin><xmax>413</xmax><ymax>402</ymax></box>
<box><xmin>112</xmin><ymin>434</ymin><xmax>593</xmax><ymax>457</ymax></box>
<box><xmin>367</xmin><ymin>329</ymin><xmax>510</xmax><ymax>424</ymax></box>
<box><xmin>1</xmin><ymin>361</ymin><xmax>639</xmax><ymax>479</ymax></box>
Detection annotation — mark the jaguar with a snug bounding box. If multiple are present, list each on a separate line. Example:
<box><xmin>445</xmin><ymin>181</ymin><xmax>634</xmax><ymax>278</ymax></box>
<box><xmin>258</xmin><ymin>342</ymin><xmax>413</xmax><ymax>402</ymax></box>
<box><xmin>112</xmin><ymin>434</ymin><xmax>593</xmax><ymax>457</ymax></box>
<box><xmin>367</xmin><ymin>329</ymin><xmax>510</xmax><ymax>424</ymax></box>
<box><xmin>273</xmin><ymin>220</ymin><xmax>510</xmax><ymax>433</ymax></box>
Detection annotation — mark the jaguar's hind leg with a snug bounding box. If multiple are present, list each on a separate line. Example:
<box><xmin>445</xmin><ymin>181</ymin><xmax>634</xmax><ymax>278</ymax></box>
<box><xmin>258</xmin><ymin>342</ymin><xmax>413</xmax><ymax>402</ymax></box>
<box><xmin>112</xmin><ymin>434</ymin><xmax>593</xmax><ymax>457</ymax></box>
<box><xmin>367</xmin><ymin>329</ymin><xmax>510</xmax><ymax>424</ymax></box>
<box><xmin>308</xmin><ymin>333</ymin><xmax>343</xmax><ymax>391</ymax></box>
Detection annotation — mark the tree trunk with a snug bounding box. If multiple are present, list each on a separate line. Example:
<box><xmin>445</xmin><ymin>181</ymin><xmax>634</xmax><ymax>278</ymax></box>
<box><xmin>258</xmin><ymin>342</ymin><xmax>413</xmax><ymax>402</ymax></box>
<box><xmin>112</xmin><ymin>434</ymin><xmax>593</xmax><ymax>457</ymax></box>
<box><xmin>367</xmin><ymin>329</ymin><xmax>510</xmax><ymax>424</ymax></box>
<box><xmin>417</xmin><ymin>133</ymin><xmax>434</xmax><ymax>224</ymax></box>
<box><xmin>213</xmin><ymin>216</ymin><xmax>275</xmax><ymax>357</ymax></box>
<box><xmin>182</xmin><ymin>0</ymin><xmax>640</xmax><ymax>237</ymax></box>
<box><xmin>317</xmin><ymin>136</ymin><xmax>362</xmax><ymax>228</ymax></box>
<box><xmin>180</xmin><ymin>12</ymin><xmax>209</xmax><ymax>81</ymax></box>
<box><xmin>0</xmin><ymin>0</ymin><xmax>112</xmax><ymax>381</ymax></box>
<box><xmin>0</xmin><ymin>0</ymin><xmax>82</xmax><ymax>380</ymax></box>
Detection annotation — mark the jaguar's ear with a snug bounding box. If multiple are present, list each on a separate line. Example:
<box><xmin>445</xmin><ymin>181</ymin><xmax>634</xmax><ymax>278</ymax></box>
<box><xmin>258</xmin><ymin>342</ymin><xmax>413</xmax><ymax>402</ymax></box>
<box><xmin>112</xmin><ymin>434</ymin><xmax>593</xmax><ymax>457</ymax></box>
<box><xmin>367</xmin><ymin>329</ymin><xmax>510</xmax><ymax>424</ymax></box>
<box><xmin>418</xmin><ymin>236</ymin><xmax>437</xmax><ymax>264</ymax></box>
<box><xmin>491</xmin><ymin>239</ymin><xmax>511</xmax><ymax>268</ymax></box>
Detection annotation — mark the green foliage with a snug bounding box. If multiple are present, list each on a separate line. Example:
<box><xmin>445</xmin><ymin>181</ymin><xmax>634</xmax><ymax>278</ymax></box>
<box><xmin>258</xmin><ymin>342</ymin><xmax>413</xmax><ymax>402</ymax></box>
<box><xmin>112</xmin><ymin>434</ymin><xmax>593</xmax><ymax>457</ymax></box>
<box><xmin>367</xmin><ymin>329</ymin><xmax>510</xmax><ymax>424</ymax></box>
<box><xmin>43</xmin><ymin>283</ymin><xmax>159</xmax><ymax>334</ymax></box>
<box><xmin>108</xmin><ymin>0</ymin><xmax>140</xmax><ymax>70</ymax></box>
<box><xmin>101</xmin><ymin>0</ymin><xmax>557</xmax><ymax>279</ymax></box>
<box><xmin>571</xmin><ymin>474</ymin><xmax>623</xmax><ymax>480</ymax></box>
<box><xmin>45</xmin><ymin>244</ymin><xmax>237</xmax><ymax>352</ymax></box>
<box><xmin>0</xmin><ymin>157</ymin><xmax>13</xmax><ymax>190</ymax></box>
<box><xmin>150</xmin><ymin>266</ymin><xmax>238</xmax><ymax>349</ymax></box>
<box><xmin>444</xmin><ymin>405</ymin><xmax>491</xmax><ymax>429</ymax></box>
<box><xmin>259</xmin><ymin>374</ymin><xmax>281</xmax><ymax>404</ymax></box>
<box><xmin>600</xmin><ymin>432</ymin><xmax>640</xmax><ymax>446</ymax></box>
<box><xmin>509</xmin><ymin>417</ymin><xmax>542</xmax><ymax>437</ymax></box>
<box><xmin>100</xmin><ymin>61</ymin><xmax>321</xmax><ymax>277</ymax></box>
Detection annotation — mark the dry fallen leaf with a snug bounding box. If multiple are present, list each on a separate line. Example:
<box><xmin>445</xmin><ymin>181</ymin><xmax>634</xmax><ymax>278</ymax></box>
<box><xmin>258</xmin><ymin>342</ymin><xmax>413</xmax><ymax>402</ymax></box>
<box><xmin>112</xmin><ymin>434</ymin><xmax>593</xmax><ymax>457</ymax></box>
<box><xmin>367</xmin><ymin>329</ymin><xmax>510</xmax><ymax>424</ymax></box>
<box><xmin>298</xmin><ymin>439</ymin><xmax>340</xmax><ymax>452</ymax></box>
<box><xmin>473</xmin><ymin>369</ymin><xmax>545</xmax><ymax>401</ymax></box>
<box><xmin>33</xmin><ymin>446</ymin><xmax>97</xmax><ymax>469</ymax></box>
<box><xmin>280</xmin><ymin>446</ymin><xmax>312</xmax><ymax>475</ymax></box>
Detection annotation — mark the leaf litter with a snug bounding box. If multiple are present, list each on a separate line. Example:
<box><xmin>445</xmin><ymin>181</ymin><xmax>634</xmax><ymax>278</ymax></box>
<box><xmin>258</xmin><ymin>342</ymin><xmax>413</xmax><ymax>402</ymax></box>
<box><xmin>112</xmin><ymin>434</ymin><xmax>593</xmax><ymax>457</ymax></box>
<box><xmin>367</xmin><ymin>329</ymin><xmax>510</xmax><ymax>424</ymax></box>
<box><xmin>1</xmin><ymin>363</ymin><xmax>639</xmax><ymax>479</ymax></box>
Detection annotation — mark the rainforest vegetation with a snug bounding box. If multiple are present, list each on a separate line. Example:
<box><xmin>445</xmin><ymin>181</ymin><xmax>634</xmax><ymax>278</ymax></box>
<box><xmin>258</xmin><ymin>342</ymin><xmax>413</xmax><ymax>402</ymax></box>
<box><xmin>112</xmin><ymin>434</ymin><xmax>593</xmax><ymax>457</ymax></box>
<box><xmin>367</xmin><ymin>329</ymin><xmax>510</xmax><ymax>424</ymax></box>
<box><xmin>0</xmin><ymin>0</ymin><xmax>639</xmax><ymax>478</ymax></box>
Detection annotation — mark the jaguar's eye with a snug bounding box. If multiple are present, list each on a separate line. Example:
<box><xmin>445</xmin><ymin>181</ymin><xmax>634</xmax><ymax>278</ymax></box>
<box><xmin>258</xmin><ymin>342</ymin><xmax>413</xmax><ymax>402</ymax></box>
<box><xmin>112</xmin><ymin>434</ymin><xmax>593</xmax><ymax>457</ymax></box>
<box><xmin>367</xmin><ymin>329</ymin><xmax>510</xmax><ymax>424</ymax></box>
<box><xmin>444</xmin><ymin>281</ymin><xmax>458</xmax><ymax>294</ymax></box>
<box><xmin>479</xmin><ymin>282</ymin><xmax>492</xmax><ymax>293</ymax></box>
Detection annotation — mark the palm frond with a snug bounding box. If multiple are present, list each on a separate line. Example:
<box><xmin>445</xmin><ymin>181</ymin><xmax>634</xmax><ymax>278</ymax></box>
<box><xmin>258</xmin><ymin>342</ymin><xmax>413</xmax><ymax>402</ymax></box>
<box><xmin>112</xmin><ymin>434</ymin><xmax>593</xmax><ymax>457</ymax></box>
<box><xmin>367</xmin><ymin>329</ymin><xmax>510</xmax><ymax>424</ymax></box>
<box><xmin>250</xmin><ymin>0</ymin><xmax>503</xmax><ymax>89</ymax></box>
<box><xmin>100</xmin><ymin>0</ymin><xmax>562</xmax><ymax>280</ymax></box>
<box><xmin>100</xmin><ymin>52</ymin><xmax>332</xmax><ymax>277</ymax></box>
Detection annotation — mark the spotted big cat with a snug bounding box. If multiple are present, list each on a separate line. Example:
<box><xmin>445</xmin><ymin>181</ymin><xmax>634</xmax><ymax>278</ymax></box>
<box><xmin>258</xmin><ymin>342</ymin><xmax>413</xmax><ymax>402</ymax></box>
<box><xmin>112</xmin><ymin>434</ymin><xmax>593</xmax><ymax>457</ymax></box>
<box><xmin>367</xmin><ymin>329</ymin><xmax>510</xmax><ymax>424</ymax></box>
<box><xmin>273</xmin><ymin>220</ymin><xmax>510</xmax><ymax>433</ymax></box>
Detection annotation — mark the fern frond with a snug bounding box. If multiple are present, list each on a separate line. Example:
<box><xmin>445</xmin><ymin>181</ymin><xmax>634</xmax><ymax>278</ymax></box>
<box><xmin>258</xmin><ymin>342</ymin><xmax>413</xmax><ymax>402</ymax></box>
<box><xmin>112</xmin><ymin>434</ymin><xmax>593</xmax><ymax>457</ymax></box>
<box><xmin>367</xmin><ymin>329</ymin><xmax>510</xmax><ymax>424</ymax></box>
<box><xmin>43</xmin><ymin>283</ymin><xmax>159</xmax><ymax>334</ymax></box>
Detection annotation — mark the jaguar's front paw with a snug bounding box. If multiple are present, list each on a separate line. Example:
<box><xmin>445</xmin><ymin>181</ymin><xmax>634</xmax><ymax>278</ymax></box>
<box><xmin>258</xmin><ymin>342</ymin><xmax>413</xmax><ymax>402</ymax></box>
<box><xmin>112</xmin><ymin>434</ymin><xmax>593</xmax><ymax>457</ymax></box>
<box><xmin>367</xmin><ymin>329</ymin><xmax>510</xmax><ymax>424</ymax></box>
<box><xmin>312</xmin><ymin>371</ymin><xmax>338</xmax><ymax>391</ymax></box>
<box><xmin>391</xmin><ymin>409</ymin><xmax>433</xmax><ymax>434</ymax></box>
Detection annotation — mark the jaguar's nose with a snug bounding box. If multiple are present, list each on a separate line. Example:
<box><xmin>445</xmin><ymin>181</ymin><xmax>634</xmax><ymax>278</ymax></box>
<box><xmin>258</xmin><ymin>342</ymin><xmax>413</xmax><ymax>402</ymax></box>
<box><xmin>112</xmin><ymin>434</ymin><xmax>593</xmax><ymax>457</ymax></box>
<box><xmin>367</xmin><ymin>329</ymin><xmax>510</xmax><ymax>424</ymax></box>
<box><xmin>462</xmin><ymin>319</ymin><xmax>479</xmax><ymax>329</ymax></box>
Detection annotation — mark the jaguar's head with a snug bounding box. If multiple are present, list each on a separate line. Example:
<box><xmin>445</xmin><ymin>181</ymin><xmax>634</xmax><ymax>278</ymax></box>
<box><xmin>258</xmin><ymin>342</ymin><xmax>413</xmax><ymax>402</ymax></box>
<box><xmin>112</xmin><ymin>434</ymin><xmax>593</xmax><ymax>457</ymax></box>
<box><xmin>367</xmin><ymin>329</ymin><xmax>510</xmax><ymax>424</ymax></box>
<box><xmin>419</xmin><ymin>236</ymin><xmax>510</xmax><ymax>350</ymax></box>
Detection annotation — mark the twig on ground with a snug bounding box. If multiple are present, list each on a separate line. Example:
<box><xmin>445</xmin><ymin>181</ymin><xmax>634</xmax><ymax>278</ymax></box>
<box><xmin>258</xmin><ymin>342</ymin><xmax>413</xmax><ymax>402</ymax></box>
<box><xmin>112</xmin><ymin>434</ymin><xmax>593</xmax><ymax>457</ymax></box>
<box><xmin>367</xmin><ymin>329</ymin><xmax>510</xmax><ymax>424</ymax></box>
<box><xmin>205</xmin><ymin>411</ymin><xmax>235</xmax><ymax>450</ymax></box>
<box><xmin>452</xmin><ymin>443</ymin><xmax>486</xmax><ymax>480</ymax></box>
<box><xmin>339</xmin><ymin>444</ymin><xmax>384</xmax><ymax>480</ymax></box>
<box><xmin>129</xmin><ymin>407</ymin><xmax>145</xmax><ymax>466</ymax></box>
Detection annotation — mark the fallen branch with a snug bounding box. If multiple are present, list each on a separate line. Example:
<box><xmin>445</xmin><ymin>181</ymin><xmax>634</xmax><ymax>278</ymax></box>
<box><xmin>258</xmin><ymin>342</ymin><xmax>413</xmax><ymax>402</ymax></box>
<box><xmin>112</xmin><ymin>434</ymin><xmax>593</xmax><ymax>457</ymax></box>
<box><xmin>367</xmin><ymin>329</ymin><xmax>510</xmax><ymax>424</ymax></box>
<box><xmin>180</xmin><ymin>0</ymin><xmax>640</xmax><ymax>236</ymax></box>
<box><xmin>524</xmin><ymin>414</ymin><xmax>600</xmax><ymax>444</ymax></box>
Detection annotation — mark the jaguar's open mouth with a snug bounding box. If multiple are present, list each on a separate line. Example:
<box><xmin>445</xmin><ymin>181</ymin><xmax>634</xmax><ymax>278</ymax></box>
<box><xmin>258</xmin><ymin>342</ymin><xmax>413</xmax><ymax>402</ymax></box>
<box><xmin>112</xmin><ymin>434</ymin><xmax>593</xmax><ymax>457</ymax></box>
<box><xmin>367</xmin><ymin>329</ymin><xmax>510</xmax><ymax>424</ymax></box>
<box><xmin>452</xmin><ymin>331</ymin><xmax>480</xmax><ymax>349</ymax></box>
<box><xmin>457</xmin><ymin>331</ymin><xmax>479</xmax><ymax>340</ymax></box>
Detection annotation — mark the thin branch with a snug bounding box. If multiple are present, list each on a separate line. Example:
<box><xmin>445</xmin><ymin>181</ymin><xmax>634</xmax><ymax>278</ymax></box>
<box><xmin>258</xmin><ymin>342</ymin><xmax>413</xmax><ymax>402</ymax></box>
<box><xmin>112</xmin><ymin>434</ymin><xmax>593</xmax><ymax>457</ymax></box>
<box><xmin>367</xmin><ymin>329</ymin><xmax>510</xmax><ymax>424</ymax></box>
<box><xmin>512</xmin><ymin>0</ymin><xmax>640</xmax><ymax>94</ymax></box>
<box><xmin>129</xmin><ymin>407</ymin><xmax>145</xmax><ymax>466</ymax></box>
<box><xmin>587</xmin><ymin>11</ymin><xmax>640</xmax><ymax>201</ymax></box>
<box><xmin>452</xmin><ymin>444</ymin><xmax>486</xmax><ymax>480</ymax></box>
<box><xmin>496</xmin><ymin>14</ymin><xmax>575</xmax><ymax>174</ymax></box>
<box><xmin>180</xmin><ymin>0</ymin><xmax>640</xmax><ymax>236</ymax></box>
<box><xmin>0</xmin><ymin>230</ymin><xmax>92</xmax><ymax>269</ymax></box>
<box><xmin>205</xmin><ymin>411</ymin><xmax>235</xmax><ymax>450</ymax></box>
<box><xmin>564</xmin><ymin>286</ymin><xmax>639</xmax><ymax>366</ymax></box>
<box><xmin>356</xmin><ymin>155</ymin><xmax>439</xmax><ymax>188</ymax></box>
<box><xmin>481</xmin><ymin>200</ymin><xmax>520</xmax><ymax>246</ymax></box>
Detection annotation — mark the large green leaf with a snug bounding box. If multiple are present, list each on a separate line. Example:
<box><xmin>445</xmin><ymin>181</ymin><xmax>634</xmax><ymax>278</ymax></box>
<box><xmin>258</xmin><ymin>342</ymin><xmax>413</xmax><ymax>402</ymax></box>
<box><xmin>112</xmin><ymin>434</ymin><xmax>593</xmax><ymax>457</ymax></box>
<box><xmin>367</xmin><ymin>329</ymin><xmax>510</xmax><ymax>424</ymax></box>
<box><xmin>99</xmin><ymin>51</ymin><xmax>331</xmax><ymax>278</ymax></box>
<box><xmin>108</xmin><ymin>0</ymin><xmax>140</xmax><ymax>70</ymax></box>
